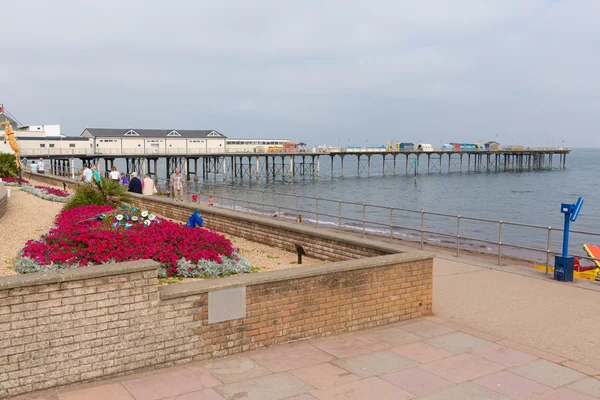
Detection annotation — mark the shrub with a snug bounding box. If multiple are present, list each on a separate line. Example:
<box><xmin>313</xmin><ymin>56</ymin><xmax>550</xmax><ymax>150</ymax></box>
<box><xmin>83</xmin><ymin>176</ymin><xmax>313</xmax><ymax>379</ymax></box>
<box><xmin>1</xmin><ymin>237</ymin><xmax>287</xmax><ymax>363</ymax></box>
<box><xmin>0</xmin><ymin>153</ymin><xmax>18</xmax><ymax>178</ymax></box>
<box><xmin>0</xmin><ymin>177</ymin><xmax>28</xmax><ymax>186</ymax></box>
<box><xmin>21</xmin><ymin>184</ymin><xmax>71</xmax><ymax>202</ymax></box>
<box><xmin>65</xmin><ymin>177</ymin><xmax>129</xmax><ymax>210</ymax></box>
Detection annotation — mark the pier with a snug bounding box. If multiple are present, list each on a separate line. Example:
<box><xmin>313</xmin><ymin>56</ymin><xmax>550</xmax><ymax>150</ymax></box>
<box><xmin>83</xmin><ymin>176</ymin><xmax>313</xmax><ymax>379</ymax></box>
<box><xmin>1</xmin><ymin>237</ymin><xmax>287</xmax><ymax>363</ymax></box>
<box><xmin>21</xmin><ymin>147</ymin><xmax>570</xmax><ymax>182</ymax></box>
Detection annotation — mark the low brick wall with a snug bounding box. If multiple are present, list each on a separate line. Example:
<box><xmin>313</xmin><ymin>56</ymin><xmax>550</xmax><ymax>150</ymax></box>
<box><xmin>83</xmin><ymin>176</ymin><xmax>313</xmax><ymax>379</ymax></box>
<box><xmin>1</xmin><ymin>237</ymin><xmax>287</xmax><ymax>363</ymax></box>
<box><xmin>0</xmin><ymin>183</ymin><xmax>6</xmax><ymax>220</ymax></box>
<box><xmin>128</xmin><ymin>193</ymin><xmax>399</xmax><ymax>261</ymax></box>
<box><xmin>0</xmin><ymin>252</ymin><xmax>433</xmax><ymax>398</ymax></box>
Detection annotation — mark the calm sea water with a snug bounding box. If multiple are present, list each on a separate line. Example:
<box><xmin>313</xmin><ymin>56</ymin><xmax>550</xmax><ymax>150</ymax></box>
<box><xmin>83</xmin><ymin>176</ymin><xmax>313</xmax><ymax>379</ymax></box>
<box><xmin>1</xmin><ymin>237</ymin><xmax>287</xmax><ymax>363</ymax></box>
<box><xmin>112</xmin><ymin>149</ymin><xmax>600</xmax><ymax>263</ymax></box>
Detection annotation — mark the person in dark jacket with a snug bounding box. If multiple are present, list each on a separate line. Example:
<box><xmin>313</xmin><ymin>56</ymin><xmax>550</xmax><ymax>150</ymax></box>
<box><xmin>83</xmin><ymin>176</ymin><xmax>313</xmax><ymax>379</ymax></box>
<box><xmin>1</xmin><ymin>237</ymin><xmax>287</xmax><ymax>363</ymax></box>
<box><xmin>128</xmin><ymin>172</ymin><xmax>143</xmax><ymax>194</ymax></box>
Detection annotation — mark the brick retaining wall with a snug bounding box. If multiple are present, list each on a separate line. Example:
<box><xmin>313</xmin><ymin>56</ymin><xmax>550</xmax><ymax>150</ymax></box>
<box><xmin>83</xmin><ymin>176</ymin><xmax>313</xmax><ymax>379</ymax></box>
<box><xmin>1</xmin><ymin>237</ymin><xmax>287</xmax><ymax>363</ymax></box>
<box><xmin>0</xmin><ymin>183</ymin><xmax>6</xmax><ymax>220</ymax></box>
<box><xmin>0</xmin><ymin>252</ymin><xmax>433</xmax><ymax>398</ymax></box>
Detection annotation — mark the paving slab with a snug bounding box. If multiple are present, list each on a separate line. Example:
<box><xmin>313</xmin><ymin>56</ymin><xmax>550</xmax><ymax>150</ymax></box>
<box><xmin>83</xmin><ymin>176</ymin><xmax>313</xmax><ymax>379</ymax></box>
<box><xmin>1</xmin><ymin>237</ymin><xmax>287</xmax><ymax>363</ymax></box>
<box><xmin>57</xmin><ymin>383</ymin><xmax>134</xmax><ymax>400</ymax></box>
<box><xmin>533</xmin><ymin>387</ymin><xmax>598</xmax><ymax>400</ymax></box>
<box><xmin>568</xmin><ymin>377</ymin><xmax>600</xmax><ymax>398</ymax></box>
<box><xmin>312</xmin><ymin>334</ymin><xmax>391</xmax><ymax>358</ymax></box>
<box><xmin>332</xmin><ymin>350</ymin><xmax>416</xmax><ymax>378</ymax></box>
<box><xmin>414</xmin><ymin>381</ymin><xmax>511</xmax><ymax>400</ymax></box>
<box><xmin>312</xmin><ymin>376</ymin><xmax>412</xmax><ymax>400</ymax></box>
<box><xmin>289</xmin><ymin>362</ymin><xmax>361</xmax><ymax>389</ymax></box>
<box><xmin>424</xmin><ymin>331</ymin><xmax>492</xmax><ymax>353</ymax></box>
<box><xmin>202</xmin><ymin>356</ymin><xmax>271</xmax><ymax>384</ymax></box>
<box><xmin>419</xmin><ymin>353</ymin><xmax>504</xmax><ymax>383</ymax></box>
<box><xmin>121</xmin><ymin>366</ymin><xmax>221</xmax><ymax>400</ymax></box>
<box><xmin>368</xmin><ymin>326</ymin><xmax>424</xmax><ymax>346</ymax></box>
<box><xmin>248</xmin><ymin>342</ymin><xmax>334</xmax><ymax>372</ymax></box>
<box><xmin>390</xmin><ymin>342</ymin><xmax>453</xmax><ymax>363</ymax></box>
<box><xmin>473</xmin><ymin>371</ymin><xmax>551</xmax><ymax>399</ymax></box>
<box><xmin>398</xmin><ymin>320</ymin><xmax>455</xmax><ymax>339</ymax></box>
<box><xmin>469</xmin><ymin>344</ymin><xmax>538</xmax><ymax>367</ymax></box>
<box><xmin>215</xmin><ymin>372</ymin><xmax>313</xmax><ymax>400</ymax></box>
<box><xmin>164</xmin><ymin>389</ymin><xmax>225</xmax><ymax>400</ymax></box>
<box><xmin>509</xmin><ymin>359</ymin><xmax>586</xmax><ymax>388</ymax></box>
<box><xmin>380</xmin><ymin>366</ymin><xmax>453</xmax><ymax>395</ymax></box>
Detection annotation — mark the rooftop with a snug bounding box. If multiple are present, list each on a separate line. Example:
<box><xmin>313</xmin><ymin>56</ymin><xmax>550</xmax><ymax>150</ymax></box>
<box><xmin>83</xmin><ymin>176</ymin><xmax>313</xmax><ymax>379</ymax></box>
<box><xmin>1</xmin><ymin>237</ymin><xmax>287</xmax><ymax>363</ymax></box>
<box><xmin>82</xmin><ymin>128</ymin><xmax>227</xmax><ymax>139</ymax></box>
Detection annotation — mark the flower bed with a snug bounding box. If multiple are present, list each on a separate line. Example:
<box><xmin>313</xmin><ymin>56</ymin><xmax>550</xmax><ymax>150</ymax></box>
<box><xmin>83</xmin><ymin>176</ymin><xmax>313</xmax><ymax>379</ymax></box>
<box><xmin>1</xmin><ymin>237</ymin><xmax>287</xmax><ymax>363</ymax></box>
<box><xmin>20</xmin><ymin>184</ymin><xmax>71</xmax><ymax>202</ymax></box>
<box><xmin>0</xmin><ymin>177</ymin><xmax>29</xmax><ymax>186</ymax></box>
<box><xmin>15</xmin><ymin>205</ymin><xmax>251</xmax><ymax>278</ymax></box>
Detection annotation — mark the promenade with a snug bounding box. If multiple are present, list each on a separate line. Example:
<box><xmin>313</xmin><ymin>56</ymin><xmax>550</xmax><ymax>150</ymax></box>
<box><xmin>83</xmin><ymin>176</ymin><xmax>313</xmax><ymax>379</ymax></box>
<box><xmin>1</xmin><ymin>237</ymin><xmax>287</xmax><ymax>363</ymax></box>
<box><xmin>18</xmin><ymin>254</ymin><xmax>600</xmax><ymax>400</ymax></box>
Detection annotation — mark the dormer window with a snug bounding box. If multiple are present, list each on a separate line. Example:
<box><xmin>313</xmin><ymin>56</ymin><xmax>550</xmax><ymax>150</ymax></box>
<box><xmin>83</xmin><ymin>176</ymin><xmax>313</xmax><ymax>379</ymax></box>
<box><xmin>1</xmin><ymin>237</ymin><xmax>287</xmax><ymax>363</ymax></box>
<box><xmin>124</xmin><ymin>130</ymin><xmax>139</xmax><ymax>136</ymax></box>
<box><xmin>207</xmin><ymin>131</ymin><xmax>220</xmax><ymax>137</ymax></box>
<box><xmin>167</xmin><ymin>130</ymin><xmax>181</xmax><ymax>137</ymax></box>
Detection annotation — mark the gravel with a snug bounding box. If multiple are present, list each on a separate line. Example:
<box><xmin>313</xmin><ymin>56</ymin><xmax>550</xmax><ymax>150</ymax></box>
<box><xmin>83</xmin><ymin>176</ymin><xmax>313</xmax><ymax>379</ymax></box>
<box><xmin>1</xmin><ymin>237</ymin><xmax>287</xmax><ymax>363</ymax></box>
<box><xmin>0</xmin><ymin>187</ymin><xmax>65</xmax><ymax>276</ymax></box>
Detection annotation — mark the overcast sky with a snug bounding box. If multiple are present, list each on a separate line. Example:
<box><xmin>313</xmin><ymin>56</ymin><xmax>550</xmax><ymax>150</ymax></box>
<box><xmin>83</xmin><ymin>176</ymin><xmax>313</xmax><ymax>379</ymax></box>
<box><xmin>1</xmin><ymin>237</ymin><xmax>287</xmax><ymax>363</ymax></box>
<box><xmin>3</xmin><ymin>0</ymin><xmax>599</xmax><ymax>147</ymax></box>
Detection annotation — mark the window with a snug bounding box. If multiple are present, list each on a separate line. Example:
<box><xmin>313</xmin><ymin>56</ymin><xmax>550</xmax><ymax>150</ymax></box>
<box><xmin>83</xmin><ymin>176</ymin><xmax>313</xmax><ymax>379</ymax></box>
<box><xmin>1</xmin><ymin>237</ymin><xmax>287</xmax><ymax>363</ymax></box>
<box><xmin>40</xmin><ymin>144</ymin><xmax>45</xmax><ymax>148</ymax></box>
<box><xmin>49</xmin><ymin>144</ymin><xmax>55</xmax><ymax>148</ymax></box>
<box><xmin>207</xmin><ymin>131</ymin><xmax>220</xmax><ymax>137</ymax></box>
<box><xmin>124</xmin><ymin>130</ymin><xmax>139</xmax><ymax>136</ymax></box>
<box><xmin>167</xmin><ymin>130</ymin><xmax>181</xmax><ymax>137</ymax></box>
<box><xmin>69</xmin><ymin>144</ymin><xmax>75</xmax><ymax>148</ymax></box>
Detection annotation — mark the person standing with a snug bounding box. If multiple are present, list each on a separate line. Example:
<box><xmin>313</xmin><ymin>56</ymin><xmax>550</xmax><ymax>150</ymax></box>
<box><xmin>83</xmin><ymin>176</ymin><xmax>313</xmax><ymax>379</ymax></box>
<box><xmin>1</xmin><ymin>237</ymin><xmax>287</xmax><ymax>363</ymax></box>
<box><xmin>91</xmin><ymin>166</ymin><xmax>101</xmax><ymax>182</ymax></box>
<box><xmin>128</xmin><ymin>172</ymin><xmax>143</xmax><ymax>194</ymax></box>
<box><xmin>170</xmin><ymin>168</ymin><xmax>184</xmax><ymax>202</ymax></box>
<box><xmin>120</xmin><ymin>172</ymin><xmax>129</xmax><ymax>185</ymax></box>
<box><xmin>81</xmin><ymin>164</ymin><xmax>93</xmax><ymax>183</ymax></box>
<box><xmin>109</xmin><ymin>166</ymin><xmax>120</xmax><ymax>181</ymax></box>
<box><xmin>37</xmin><ymin>158</ymin><xmax>45</xmax><ymax>174</ymax></box>
<box><xmin>142</xmin><ymin>174</ymin><xmax>156</xmax><ymax>196</ymax></box>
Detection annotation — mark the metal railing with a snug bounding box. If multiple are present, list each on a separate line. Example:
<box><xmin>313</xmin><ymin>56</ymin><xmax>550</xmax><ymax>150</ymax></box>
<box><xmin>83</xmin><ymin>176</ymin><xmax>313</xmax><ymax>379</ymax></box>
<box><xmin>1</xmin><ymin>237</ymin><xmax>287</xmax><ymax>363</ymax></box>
<box><xmin>28</xmin><ymin>169</ymin><xmax>599</xmax><ymax>272</ymax></box>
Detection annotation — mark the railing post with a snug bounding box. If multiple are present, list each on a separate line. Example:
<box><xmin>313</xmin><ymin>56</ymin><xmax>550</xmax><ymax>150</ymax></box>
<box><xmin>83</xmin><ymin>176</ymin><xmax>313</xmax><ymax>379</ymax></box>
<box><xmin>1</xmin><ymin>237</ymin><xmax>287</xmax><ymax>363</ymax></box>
<box><xmin>233</xmin><ymin>196</ymin><xmax>236</xmax><ymax>211</ymax></box>
<box><xmin>296</xmin><ymin>195</ymin><xmax>299</xmax><ymax>218</ymax></box>
<box><xmin>389</xmin><ymin>207</ymin><xmax>394</xmax><ymax>243</ymax></box>
<box><xmin>338</xmin><ymin>201</ymin><xmax>342</xmax><ymax>231</ymax></box>
<box><xmin>546</xmin><ymin>227</ymin><xmax>552</xmax><ymax>274</ymax></box>
<box><xmin>261</xmin><ymin>191</ymin><xmax>265</xmax><ymax>216</ymax></box>
<box><xmin>362</xmin><ymin>203</ymin><xmax>366</xmax><ymax>238</ymax></box>
<box><xmin>498</xmin><ymin>221</ymin><xmax>503</xmax><ymax>265</ymax></box>
<box><xmin>420</xmin><ymin>211</ymin><xmax>425</xmax><ymax>250</ymax></box>
<box><xmin>316</xmin><ymin>197</ymin><xmax>319</xmax><ymax>227</ymax></box>
<box><xmin>456</xmin><ymin>216</ymin><xmax>461</xmax><ymax>257</ymax></box>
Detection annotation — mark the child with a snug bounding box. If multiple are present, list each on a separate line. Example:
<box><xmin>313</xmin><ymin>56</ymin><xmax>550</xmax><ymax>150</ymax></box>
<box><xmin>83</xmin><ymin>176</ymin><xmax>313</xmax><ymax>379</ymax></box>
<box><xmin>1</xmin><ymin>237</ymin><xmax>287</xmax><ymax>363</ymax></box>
<box><xmin>208</xmin><ymin>195</ymin><xmax>214</xmax><ymax>206</ymax></box>
<box><xmin>120</xmin><ymin>173</ymin><xmax>129</xmax><ymax>185</ymax></box>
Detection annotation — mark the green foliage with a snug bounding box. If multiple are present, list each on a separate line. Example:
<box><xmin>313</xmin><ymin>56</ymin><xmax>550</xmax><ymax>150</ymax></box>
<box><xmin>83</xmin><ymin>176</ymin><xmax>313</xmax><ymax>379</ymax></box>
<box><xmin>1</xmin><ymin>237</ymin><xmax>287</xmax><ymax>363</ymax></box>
<box><xmin>0</xmin><ymin>153</ymin><xmax>18</xmax><ymax>178</ymax></box>
<box><xmin>65</xmin><ymin>177</ymin><xmax>129</xmax><ymax>210</ymax></box>
<box><xmin>175</xmin><ymin>253</ymin><xmax>252</xmax><ymax>278</ymax></box>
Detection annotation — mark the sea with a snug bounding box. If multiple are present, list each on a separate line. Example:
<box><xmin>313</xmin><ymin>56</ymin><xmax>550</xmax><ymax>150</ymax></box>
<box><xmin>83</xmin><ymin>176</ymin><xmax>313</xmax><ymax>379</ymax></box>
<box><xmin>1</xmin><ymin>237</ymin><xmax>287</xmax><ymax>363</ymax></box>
<box><xmin>112</xmin><ymin>149</ymin><xmax>600</xmax><ymax>264</ymax></box>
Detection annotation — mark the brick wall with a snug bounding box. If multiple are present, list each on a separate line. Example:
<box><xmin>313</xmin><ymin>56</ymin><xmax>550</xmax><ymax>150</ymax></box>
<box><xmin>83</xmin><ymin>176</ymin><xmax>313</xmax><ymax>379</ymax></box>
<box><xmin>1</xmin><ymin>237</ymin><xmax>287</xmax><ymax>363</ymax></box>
<box><xmin>0</xmin><ymin>183</ymin><xmax>6</xmax><ymax>220</ymax></box>
<box><xmin>0</xmin><ymin>252</ymin><xmax>433</xmax><ymax>398</ymax></box>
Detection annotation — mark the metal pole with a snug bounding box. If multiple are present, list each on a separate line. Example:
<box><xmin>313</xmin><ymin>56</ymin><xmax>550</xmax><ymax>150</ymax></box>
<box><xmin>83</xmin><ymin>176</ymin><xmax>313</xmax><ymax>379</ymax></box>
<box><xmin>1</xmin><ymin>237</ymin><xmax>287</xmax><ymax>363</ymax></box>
<box><xmin>296</xmin><ymin>195</ymin><xmax>299</xmax><ymax>218</ymax></box>
<box><xmin>420</xmin><ymin>212</ymin><xmax>425</xmax><ymax>250</ymax></box>
<box><xmin>338</xmin><ymin>201</ymin><xmax>342</xmax><ymax>231</ymax></box>
<box><xmin>277</xmin><ymin>192</ymin><xmax>281</xmax><ymax>216</ymax></box>
<box><xmin>546</xmin><ymin>227</ymin><xmax>552</xmax><ymax>274</ymax></box>
<box><xmin>498</xmin><ymin>221</ymin><xmax>503</xmax><ymax>265</ymax></box>
<box><xmin>362</xmin><ymin>203</ymin><xmax>366</xmax><ymax>238</ymax></box>
<box><xmin>316</xmin><ymin>198</ymin><xmax>319</xmax><ymax>227</ymax></box>
<box><xmin>261</xmin><ymin>191</ymin><xmax>265</xmax><ymax>216</ymax></box>
<box><xmin>456</xmin><ymin>216</ymin><xmax>461</xmax><ymax>257</ymax></box>
<box><xmin>389</xmin><ymin>207</ymin><xmax>394</xmax><ymax>243</ymax></box>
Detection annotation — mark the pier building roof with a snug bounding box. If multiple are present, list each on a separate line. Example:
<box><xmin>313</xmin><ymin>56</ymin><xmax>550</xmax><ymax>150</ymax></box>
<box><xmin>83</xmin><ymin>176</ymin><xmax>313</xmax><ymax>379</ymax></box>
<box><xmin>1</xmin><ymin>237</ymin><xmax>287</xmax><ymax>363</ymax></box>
<box><xmin>81</xmin><ymin>128</ymin><xmax>226</xmax><ymax>139</ymax></box>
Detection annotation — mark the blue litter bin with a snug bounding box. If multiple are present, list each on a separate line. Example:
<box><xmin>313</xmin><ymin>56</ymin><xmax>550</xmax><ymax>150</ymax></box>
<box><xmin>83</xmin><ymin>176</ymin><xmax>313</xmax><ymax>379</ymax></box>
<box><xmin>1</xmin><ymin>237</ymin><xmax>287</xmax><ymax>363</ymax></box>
<box><xmin>554</xmin><ymin>256</ymin><xmax>574</xmax><ymax>282</ymax></box>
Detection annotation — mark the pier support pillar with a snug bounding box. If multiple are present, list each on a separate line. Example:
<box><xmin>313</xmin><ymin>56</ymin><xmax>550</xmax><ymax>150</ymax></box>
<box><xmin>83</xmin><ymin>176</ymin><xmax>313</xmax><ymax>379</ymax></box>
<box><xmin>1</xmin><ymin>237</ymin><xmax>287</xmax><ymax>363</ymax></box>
<box><xmin>393</xmin><ymin>155</ymin><xmax>397</xmax><ymax>175</ymax></box>
<box><xmin>427</xmin><ymin>154</ymin><xmax>430</xmax><ymax>173</ymax></box>
<box><xmin>367</xmin><ymin>155</ymin><xmax>371</xmax><ymax>177</ymax></box>
<box><xmin>340</xmin><ymin>155</ymin><xmax>345</xmax><ymax>177</ymax></box>
<box><xmin>357</xmin><ymin>155</ymin><xmax>361</xmax><ymax>176</ymax></box>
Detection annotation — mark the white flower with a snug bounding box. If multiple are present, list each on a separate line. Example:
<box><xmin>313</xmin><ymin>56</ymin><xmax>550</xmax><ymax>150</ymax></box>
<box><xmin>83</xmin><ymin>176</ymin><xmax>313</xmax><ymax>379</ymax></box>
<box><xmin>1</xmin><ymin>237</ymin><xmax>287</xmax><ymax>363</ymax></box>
<box><xmin>116</xmin><ymin>214</ymin><xmax>124</xmax><ymax>221</ymax></box>
<box><xmin>148</xmin><ymin>214</ymin><xmax>156</xmax><ymax>221</ymax></box>
<box><xmin>131</xmin><ymin>216</ymin><xmax>139</xmax><ymax>222</ymax></box>
<box><xmin>144</xmin><ymin>220</ymin><xmax>151</xmax><ymax>227</ymax></box>
<box><xmin>141</xmin><ymin>211</ymin><xmax>149</xmax><ymax>218</ymax></box>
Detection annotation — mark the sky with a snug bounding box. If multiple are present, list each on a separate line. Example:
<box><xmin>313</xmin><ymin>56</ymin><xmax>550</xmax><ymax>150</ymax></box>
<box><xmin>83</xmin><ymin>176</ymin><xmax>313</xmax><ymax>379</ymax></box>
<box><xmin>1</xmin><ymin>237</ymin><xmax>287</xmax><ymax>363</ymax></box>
<box><xmin>2</xmin><ymin>0</ymin><xmax>599</xmax><ymax>147</ymax></box>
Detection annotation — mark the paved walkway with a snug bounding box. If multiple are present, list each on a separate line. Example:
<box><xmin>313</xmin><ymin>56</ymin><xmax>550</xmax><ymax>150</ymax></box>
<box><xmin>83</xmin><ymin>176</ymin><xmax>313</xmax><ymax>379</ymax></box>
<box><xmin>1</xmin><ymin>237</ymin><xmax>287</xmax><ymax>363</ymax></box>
<box><xmin>21</xmin><ymin>256</ymin><xmax>600</xmax><ymax>400</ymax></box>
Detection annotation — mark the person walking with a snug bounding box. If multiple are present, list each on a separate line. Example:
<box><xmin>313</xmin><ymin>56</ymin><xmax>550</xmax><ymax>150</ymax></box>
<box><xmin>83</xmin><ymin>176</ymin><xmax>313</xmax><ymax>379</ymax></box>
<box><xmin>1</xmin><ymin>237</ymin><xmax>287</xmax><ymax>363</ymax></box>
<box><xmin>109</xmin><ymin>166</ymin><xmax>120</xmax><ymax>181</ymax></box>
<box><xmin>170</xmin><ymin>168</ymin><xmax>184</xmax><ymax>202</ymax></box>
<box><xmin>37</xmin><ymin>158</ymin><xmax>45</xmax><ymax>174</ymax></box>
<box><xmin>81</xmin><ymin>164</ymin><xmax>93</xmax><ymax>183</ymax></box>
<box><xmin>128</xmin><ymin>172</ymin><xmax>142</xmax><ymax>194</ymax></box>
<box><xmin>142</xmin><ymin>174</ymin><xmax>156</xmax><ymax>196</ymax></box>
